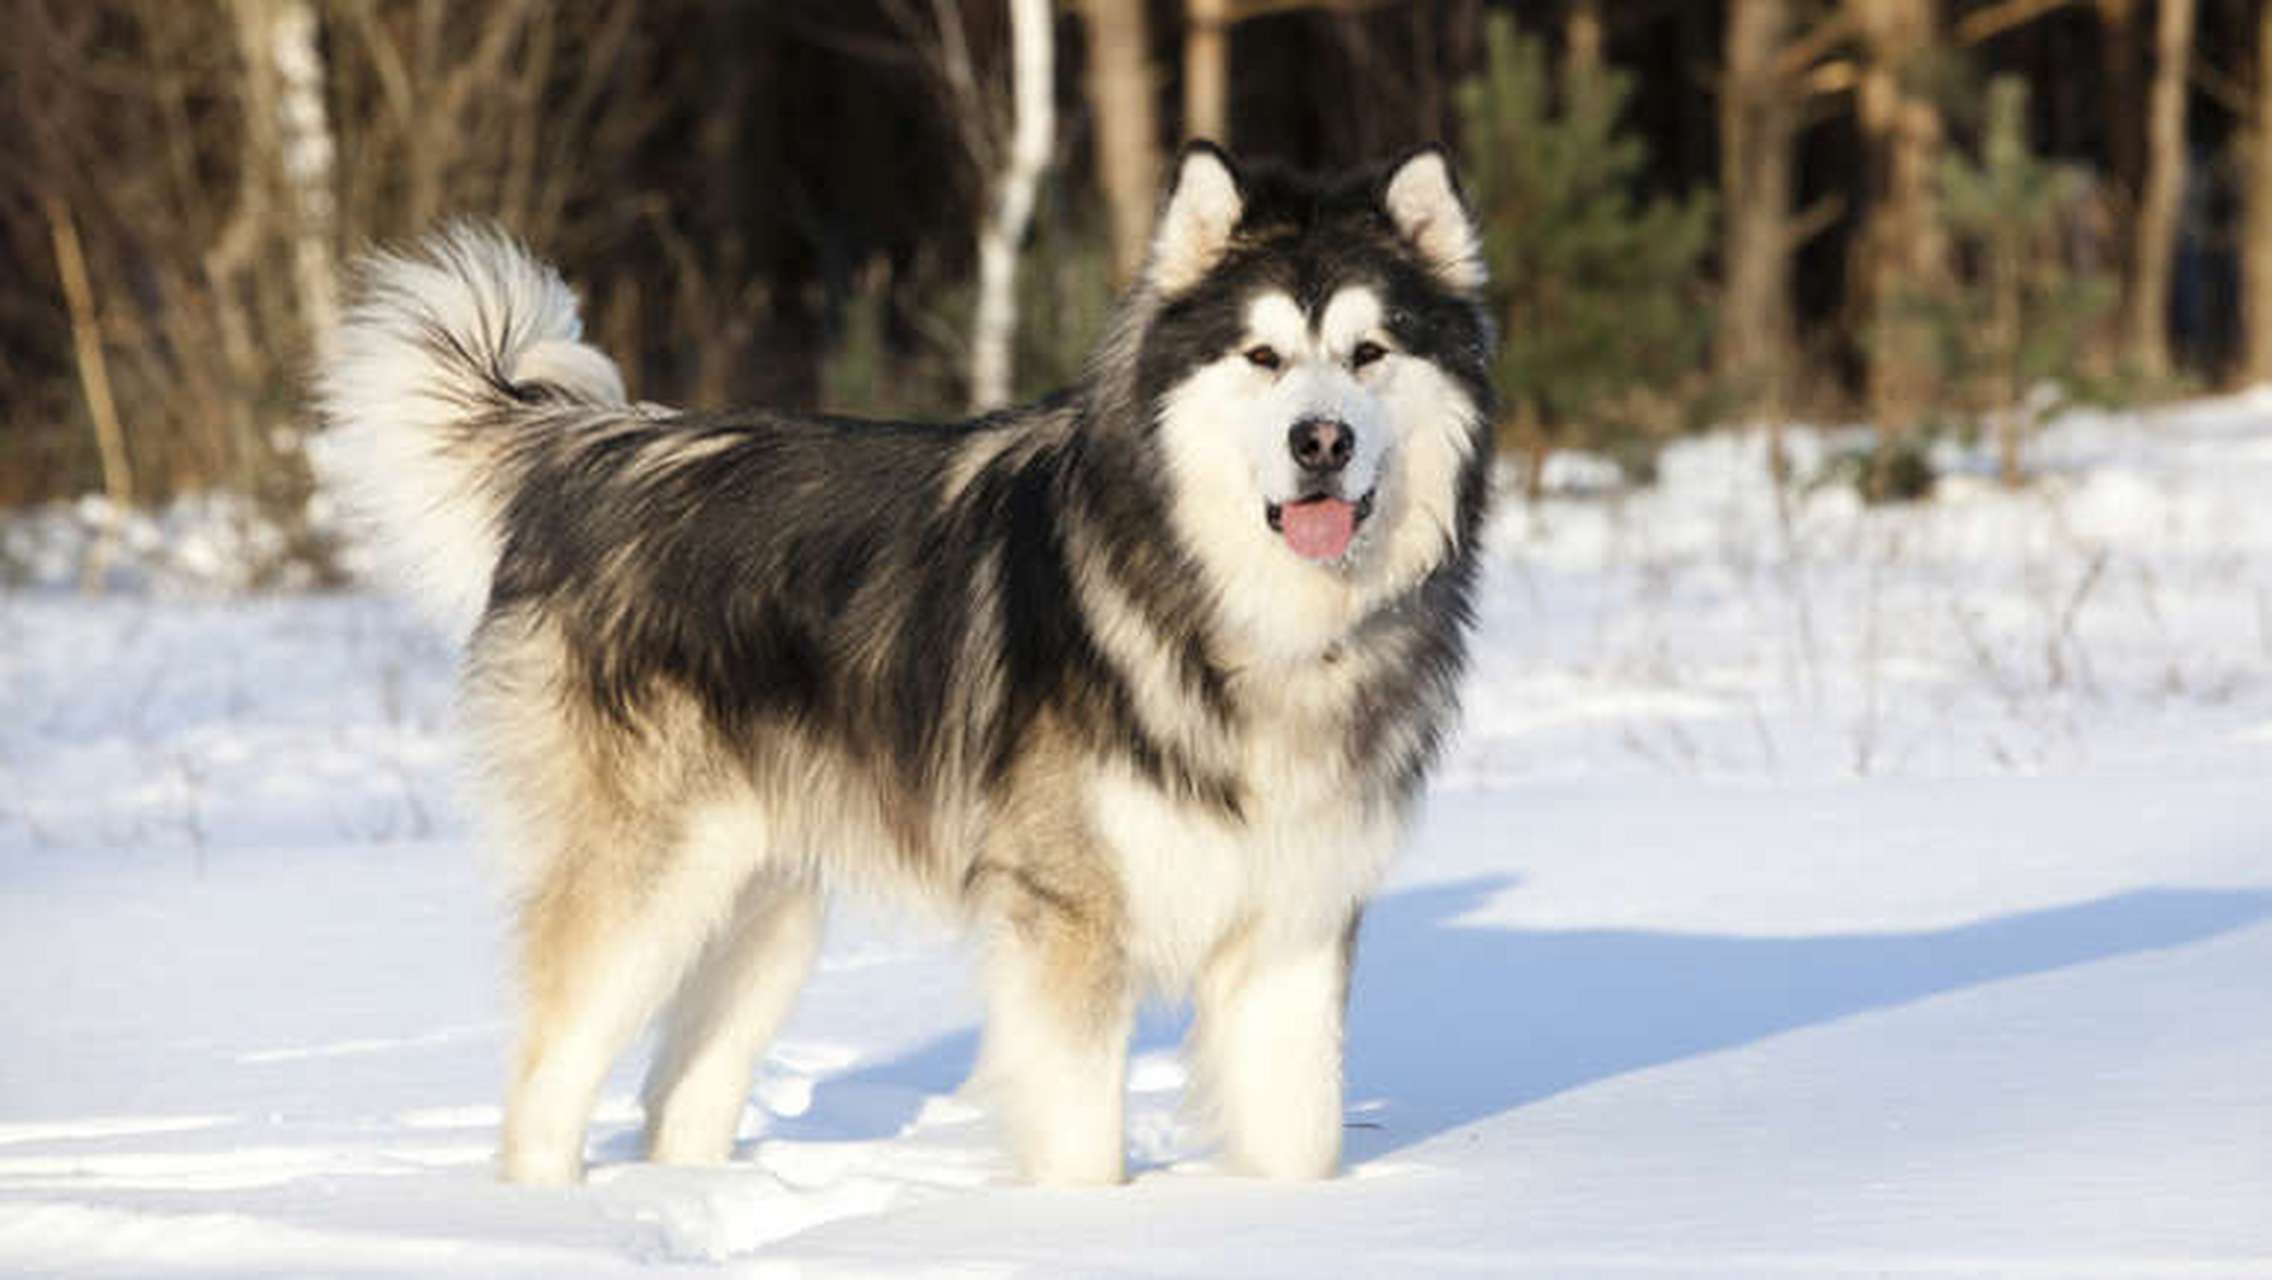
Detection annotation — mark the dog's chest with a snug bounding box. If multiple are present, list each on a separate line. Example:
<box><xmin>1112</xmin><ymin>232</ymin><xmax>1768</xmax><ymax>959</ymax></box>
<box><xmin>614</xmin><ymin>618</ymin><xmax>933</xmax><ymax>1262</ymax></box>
<box><xmin>1085</xmin><ymin>707</ymin><xmax>1401</xmax><ymax>987</ymax></box>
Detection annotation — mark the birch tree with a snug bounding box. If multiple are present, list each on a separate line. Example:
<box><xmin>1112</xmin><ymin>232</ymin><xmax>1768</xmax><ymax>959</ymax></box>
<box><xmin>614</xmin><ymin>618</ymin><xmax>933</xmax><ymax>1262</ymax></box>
<box><xmin>970</xmin><ymin>0</ymin><xmax>1056</xmax><ymax>410</ymax></box>
<box><xmin>264</xmin><ymin>0</ymin><xmax>339</xmax><ymax>347</ymax></box>
<box><xmin>216</xmin><ymin>0</ymin><xmax>338</xmax><ymax>362</ymax></box>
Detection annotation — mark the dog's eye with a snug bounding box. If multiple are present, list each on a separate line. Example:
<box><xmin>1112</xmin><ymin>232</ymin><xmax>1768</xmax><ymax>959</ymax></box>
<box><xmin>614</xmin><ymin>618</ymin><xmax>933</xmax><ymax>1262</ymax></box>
<box><xmin>1243</xmin><ymin>345</ymin><xmax>1283</xmax><ymax>371</ymax></box>
<box><xmin>1350</xmin><ymin>341</ymin><xmax>1388</xmax><ymax>370</ymax></box>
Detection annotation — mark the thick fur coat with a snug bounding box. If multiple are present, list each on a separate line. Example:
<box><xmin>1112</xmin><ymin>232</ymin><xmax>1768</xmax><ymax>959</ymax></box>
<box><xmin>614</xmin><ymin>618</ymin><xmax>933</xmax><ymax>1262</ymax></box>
<box><xmin>318</xmin><ymin>144</ymin><xmax>1494</xmax><ymax>1185</ymax></box>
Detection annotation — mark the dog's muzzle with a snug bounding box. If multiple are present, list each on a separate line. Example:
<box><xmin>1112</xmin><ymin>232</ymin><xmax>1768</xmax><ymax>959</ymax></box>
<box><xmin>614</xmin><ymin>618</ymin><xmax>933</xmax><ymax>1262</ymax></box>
<box><xmin>1268</xmin><ymin>417</ymin><xmax>1372</xmax><ymax>561</ymax></box>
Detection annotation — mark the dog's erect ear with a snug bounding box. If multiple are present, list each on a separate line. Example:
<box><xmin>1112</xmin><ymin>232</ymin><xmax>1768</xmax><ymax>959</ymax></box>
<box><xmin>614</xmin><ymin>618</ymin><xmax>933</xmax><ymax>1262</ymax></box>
<box><xmin>1382</xmin><ymin>147</ymin><xmax>1486</xmax><ymax>291</ymax></box>
<box><xmin>1148</xmin><ymin>142</ymin><xmax>1245</xmax><ymax>296</ymax></box>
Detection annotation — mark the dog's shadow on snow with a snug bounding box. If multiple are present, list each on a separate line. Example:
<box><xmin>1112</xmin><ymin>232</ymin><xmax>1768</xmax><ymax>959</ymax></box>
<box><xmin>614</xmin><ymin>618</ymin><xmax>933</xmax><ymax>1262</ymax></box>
<box><xmin>794</xmin><ymin>878</ymin><xmax>2272</xmax><ymax>1163</ymax></box>
<box><xmin>1342</xmin><ymin>877</ymin><xmax>2272</xmax><ymax>1160</ymax></box>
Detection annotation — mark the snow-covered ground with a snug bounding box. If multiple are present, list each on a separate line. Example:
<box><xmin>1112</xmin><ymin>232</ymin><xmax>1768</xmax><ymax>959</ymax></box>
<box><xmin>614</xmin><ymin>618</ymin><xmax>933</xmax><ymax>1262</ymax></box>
<box><xmin>5</xmin><ymin>399</ymin><xmax>2271</xmax><ymax>1276</ymax></box>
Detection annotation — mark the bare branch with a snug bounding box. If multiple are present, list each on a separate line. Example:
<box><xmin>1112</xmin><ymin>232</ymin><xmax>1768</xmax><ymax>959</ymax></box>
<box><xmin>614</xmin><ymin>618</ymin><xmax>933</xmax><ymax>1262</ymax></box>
<box><xmin>1953</xmin><ymin>0</ymin><xmax>2075</xmax><ymax>46</ymax></box>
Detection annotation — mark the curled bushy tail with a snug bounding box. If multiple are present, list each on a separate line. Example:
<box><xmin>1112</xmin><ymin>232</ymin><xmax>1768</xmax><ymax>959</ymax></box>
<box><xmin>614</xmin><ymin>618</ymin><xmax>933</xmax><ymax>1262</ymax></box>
<box><xmin>315</xmin><ymin>222</ymin><xmax>628</xmax><ymax>635</ymax></box>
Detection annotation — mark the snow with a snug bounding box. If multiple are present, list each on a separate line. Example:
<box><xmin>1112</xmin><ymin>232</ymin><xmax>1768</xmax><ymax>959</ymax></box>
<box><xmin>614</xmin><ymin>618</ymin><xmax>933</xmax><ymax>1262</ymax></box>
<box><xmin>6</xmin><ymin>398</ymin><xmax>2272</xmax><ymax>1275</ymax></box>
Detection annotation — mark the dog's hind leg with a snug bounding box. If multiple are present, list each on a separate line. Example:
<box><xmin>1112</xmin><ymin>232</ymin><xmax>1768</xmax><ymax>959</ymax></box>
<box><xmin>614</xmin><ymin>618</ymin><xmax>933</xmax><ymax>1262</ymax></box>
<box><xmin>641</xmin><ymin>876</ymin><xmax>823</xmax><ymax>1165</ymax></box>
<box><xmin>502</xmin><ymin>807</ymin><xmax>763</xmax><ymax>1185</ymax></box>
<box><xmin>1188</xmin><ymin>910</ymin><xmax>1360</xmax><ymax>1180</ymax></box>
<box><xmin>971</xmin><ymin>869</ymin><xmax>1131</xmax><ymax>1185</ymax></box>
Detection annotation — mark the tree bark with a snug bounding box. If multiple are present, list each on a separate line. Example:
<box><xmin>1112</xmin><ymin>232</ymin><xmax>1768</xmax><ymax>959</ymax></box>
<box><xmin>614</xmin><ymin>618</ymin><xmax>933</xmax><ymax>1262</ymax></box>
<box><xmin>223</xmin><ymin>0</ymin><xmax>337</xmax><ymax>349</ymax></box>
<box><xmin>268</xmin><ymin>0</ymin><xmax>339</xmax><ymax>350</ymax></box>
<box><xmin>44</xmin><ymin>193</ymin><xmax>133</xmax><ymax>590</ymax></box>
<box><xmin>1563</xmin><ymin>0</ymin><xmax>1602</xmax><ymax>80</ymax></box>
<box><xmin>1850</xmin><ymin>0</ymin><xmax>1948</xmax><ymax>434</ymax></box>
<box><xmin>1184</xmin><ymin>0</ymin><xmax>1230</xmax><ymax>144</ymax></box>
<box><xmin>2128</xmin><ymin>0</ymin><xmax>2193</xmax><ymax>380</ymax></box>
<box><xmin>969</xmin><ymin>0</ymin><xmax>1055</xmax><ymax>410</ymax></box>
<box><xmin>2246</xmin><ymin>0</ymin><xmax>2272</xmax><ymax>383</ymax></box>
<box><xmin>1718</xmin><ymin>0</ymin><xmax>1794</xmax><ymax>409</ymax></box>
<box><xmin>1989</xmin><ymin>189</ymin><xmax>2025</xmax><ymax>487</ymax></box>
<box><xmin>2098</xmin><ymin>0</ymin><xmax>2143</xmax><ymax>316</ymax></box>
<box><xmin>1086</xmin><ymin>0</ymin><xmax>1162</xmax><ymax>282</ymax></box>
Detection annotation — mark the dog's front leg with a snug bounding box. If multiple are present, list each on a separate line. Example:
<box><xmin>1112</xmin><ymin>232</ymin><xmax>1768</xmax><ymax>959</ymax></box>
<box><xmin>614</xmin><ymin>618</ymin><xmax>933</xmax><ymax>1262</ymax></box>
<box><xmin>971</xmin><ymin>870</ymin><xmax>1131</xmax><ymax>1185</ymax></box>
<box><xmin>1191</xmin><ymin>910</ymin><xmax>1359</xmax><ymax>1180</ymax></box>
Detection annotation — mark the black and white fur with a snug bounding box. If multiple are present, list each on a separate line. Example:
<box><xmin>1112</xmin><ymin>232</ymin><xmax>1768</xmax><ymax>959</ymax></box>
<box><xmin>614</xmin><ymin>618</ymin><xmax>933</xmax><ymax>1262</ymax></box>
<box><xmin>318</xmin><ymin>144</ymin><xmax>1494</xmax><ymax>1186</ymax></box>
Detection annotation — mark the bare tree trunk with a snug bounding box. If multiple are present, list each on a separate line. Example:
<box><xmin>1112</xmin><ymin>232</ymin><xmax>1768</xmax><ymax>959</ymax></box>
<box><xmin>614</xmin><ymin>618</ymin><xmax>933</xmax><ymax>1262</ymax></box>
<box><xmin>2129</xmin><ymin>0</ymin><xmax>2193</xmax><ymax>380</ymax></box>
<box><xmin>2246</xmin><ymin>0</ymin><xmax>2272</xmax><ymax>383</ymax></box>
<box><xmin>1851</xmin><ymin>0</ymin><xmax>1948</xmax><ymax>436</ymax></box>
<box><xmin>1988</xmin><ymin>201</ymin><xmax>2026</xmax><ymax>487</ymax></box>
<box><xmin>1511</xmin><ymin>397</ymin><xmax>1549</xmax><ymax>505</ymax></box>
<box><xmin>970</xmin><ymin>0</ymin><xmax>1055</xmax><ymax>410</ymax></box>
<box><xmin>212</xmin><ymin>0</ymin><xmax>283</xmax><ymax>394</ymax></box>
<box><xmin>267</xmin><ymin>0</ymin><xmax>338</xmax><ymax>351</ymax></box>
<box><xmin>218</xmin><ymin>0</ymin><xmax>336</xmax><ymax>351</ymax></box>
<box><xmin>44</xmin><ymin>195</ymin><xmax>132</xmax><ymax>589</ymax></box>
<box><xmin>1718</xmin><ymin>0</ymin><xmax>1794</xmax><ymax>412</ymax></box>
<box><xmin>2098</xmin><ymin>0</ymin><xmax>2142</xmax><ymax>346</ymax></box>
<box><xmin>1563</xmin><ymin>0</ymin><xmax>1602</xmax><ymax>78</ymax></box>
<box><xmin>1184</xmin><ymin>0</ymin><xmax>1230</xmax><ymax>143</ymax></box>
<box><xmin>1085</xmin><ymin>0</ymin><xmax>1161</xmax><ymax>281</ymax></box>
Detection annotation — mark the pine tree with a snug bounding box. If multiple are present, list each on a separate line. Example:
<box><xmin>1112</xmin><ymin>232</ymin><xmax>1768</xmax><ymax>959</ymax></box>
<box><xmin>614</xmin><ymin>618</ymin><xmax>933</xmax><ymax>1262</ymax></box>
<box><xmin>1456</xmin><ymin>14</ymin><xmax>1714</xmax><ymax>491</ymax></box>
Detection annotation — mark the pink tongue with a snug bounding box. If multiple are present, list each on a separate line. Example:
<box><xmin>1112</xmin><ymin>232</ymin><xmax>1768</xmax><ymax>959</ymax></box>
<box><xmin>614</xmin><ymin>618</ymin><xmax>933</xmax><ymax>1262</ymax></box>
<box><xmin>1280</xmin><ymin>498</ymin><xmax>1357</xmax><ymax>561</ymax></box>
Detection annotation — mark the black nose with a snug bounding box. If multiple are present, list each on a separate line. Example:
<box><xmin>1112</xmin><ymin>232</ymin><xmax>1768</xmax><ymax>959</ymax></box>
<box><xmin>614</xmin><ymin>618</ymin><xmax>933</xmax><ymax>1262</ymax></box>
<box><xmin>1288</xmin><ymin>418</ymin><xmax>1354</xmax><ymax>474</ymax></box>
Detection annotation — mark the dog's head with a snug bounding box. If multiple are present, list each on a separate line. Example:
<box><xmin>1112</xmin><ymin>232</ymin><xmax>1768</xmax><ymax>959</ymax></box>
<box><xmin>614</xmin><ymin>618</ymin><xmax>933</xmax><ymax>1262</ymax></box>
<box><xmin>1124</xmin><ymin>144</ymin><xmax>1493</xmax><ymax>655</ymax></box>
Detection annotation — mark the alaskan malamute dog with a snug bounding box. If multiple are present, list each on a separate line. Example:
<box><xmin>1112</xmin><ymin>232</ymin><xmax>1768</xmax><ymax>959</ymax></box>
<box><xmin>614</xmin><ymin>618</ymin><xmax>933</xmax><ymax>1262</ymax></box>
<box><xmin>319</xmin><ymin>144</ymin><xmax>1492</xmax><ymax>1186</ymax></box>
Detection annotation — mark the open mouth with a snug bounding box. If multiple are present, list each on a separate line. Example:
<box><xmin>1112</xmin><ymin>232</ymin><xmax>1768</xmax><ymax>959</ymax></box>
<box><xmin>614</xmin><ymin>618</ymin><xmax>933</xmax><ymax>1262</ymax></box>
<box><xmin>1264</xmin><ymin>490</ymin><xmax>1376</xmax><ymax>562</ymax></box>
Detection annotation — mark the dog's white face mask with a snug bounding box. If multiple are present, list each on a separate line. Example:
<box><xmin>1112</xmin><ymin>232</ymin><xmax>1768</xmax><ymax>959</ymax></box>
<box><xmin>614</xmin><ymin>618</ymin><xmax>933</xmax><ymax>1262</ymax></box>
<box><xmin>1140</xmin><ymin>146</ymin><xmax>1487</xmax><ymax>628</ymax></box>
<box><xmin>1159</xmin><ymin>286</ymin><xmax>1398</xmax><ymax>565</ymax></box>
